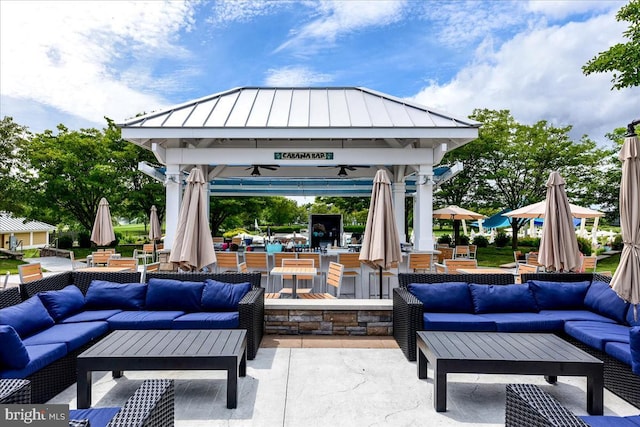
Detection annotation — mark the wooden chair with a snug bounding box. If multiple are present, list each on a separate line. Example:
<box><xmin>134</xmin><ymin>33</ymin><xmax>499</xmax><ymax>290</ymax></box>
<box><xmin>514</xmin><ymin>251</ymin><xmax>526</xmax><ymax>264</ymax></box>
<box><xmin>18</xmin><ymin>263</ymin><xmax>43</xmax><ymax>284</ymax></box>
<box><xmin>337</xmin><ymin>252</ymin><xmax>362</xmax><ymax>298</ymax></box>
<box><xmin>437</xmin><ymin>247</ymin><xmax>455</xmax><ymax>263</ymax></box>
<box><xmin>212</xmin><ymin>236</ymin><xmax>224</xmax><ymax>244</ymax></box>
<box><xmin>278</xmin><ymin>258</ymin><xmax>315</xmax><ymax>296</ymax></box>
<box><xmin>468</xmin><ymin>245</ymin><xmax>478</xmax><ymax>259</ymax></box>
<box><xmin>299</xmin><ymin>262</ymin><xmax>344</xmax><ymax>299</ymax></box>
<box><xmin>580</xmin><ymin>255</ymin><xmax>598</xmax><ymax>272</ymax></box>
<box><xmin>141</xmin><ymin>262</ymin><xmax>160</xmax><ymax>283</ymax></box>
<box><xmin>273</xmin><ymin>252</ymin><xmax>297</xmax><ymax>291</ymax></box>
<box><xmin>368</xmin><ymin>261</ymin><xmax>399</xmax><ymax>298</ymax></box>
<box><xmin>515</xmin><ymin>263</ymin><xmax>540</xmax><ymax>284</ymax></box>
<box><xmin>107</xmin><ymin>257</ymin><xmax>138</xmax><ymax>271</ymax></box>
<box><xmin>134</xmin><ymin>243</ymin><xmax>155</xmax><ymax>265</ymax></box>
<box><xmin>297</xmin><ymin>252</ymin><xmax>324</xmax><ymax>291</ymax></box>
<box><xmin>3</xmin><ymin>271</ymin><xmax>10</xmax><ymax>290</ymax></box>
<box><xmin>214</xmin><ymin>252</ymin><xmax>240</xmax><ymax>272</ymax></box>
<box><xmin>244</xmin><ymin>252</ymin><xmax>271</xmax><ymax>290</ymax></box>
<box><xmin>69</xmin><ymin>252</ymin><xmax>84</xmax><ymax>271</ymax></box>
<box><xmin>434</xmin><ymin>258</ymin><xmax>477</xmax><ymax>274</ymax></box>
<box><xmin>407</xmin><ymin>252</ymin><xmax>434</xmax><ymax>273</ymax></box>
<box><xmin>525</xmin><ymin>251</ymin><xmax>541</xmax><ymax>267</ymax></box>
<box><xmin>90</xmin><ymin>251</ymin><xmax>114</xmax><ymax>266</ymax></box>
<box><xmin>455</xmin><ymin>245</ymin><xmax>470</xmax><ymax>258</ymax></box>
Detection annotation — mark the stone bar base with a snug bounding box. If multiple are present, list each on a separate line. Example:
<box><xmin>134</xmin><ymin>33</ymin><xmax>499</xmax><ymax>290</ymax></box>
<box><xmin>265</xmin><ymin>299</ymin><xmax>393</xmax><ymax>336</ymax></box>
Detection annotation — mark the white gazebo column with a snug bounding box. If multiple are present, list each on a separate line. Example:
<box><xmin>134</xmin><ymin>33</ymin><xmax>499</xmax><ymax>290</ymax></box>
<box><xmin>392</xmin><ymin>181</ymin><xmax>406</xmax><ymax>243</ymax></box>
<box><xmin>415</xmin><ymin>165</ymin><xmax>434</xmax><ymax>251</ymax></box>
<box><xmin>164</xmin><ymin>164</ymin><xmax>182</xmax><ymax>249</ymax></box>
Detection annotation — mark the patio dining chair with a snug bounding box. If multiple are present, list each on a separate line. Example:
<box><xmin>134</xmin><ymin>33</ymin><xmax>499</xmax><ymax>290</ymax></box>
<box><xmin>141</xmin><ymin>262</ymin><xmax>160</xmax><ymax>282</ymax></box>
<box><xmin>107</xmin><ymin>257</ymin><xmax>138</xmax><ymax>271</ymax></box>
<box><xmin>515</xmin><ymin>263</ymin><xmax>540</xmax><ymax>283</ymax></box>
<box><xmin>299</xmin><ymin>262</ymin><xmax>344</xmax><ymax>299</ymax></box>
<box><xmin>437</xmin><ymin>247</ymin><xmax>455</xmax><ymax>263</ymax></box>
<box><xmin>214</xmin><ymin>252</ymin><xmax>240</xmax><ymax>273</ymax></box>
<box><xmin>90</xmin><ymin>251</ymin><xmax>114</xmax><ymax>266</ymax></box>
<box><xmin>434</xmin><ymin>258</ymin><xmax>477</xmax><ymax>274</ymax></box>
<box><xmin>367</xmin><ymin>261</ymin><xmax>399</xmax><ymax>298</ymax></box>
<box><xmin>244</xmin><ymin>252</ymin><xmax>271</xmax><ymax>289</ymax></box>
<box><xmin>580</xmin><ymin>255</ymin><xmax>598</xmax><ymax>272</ymax></box>
<box><xmin>455</xmin><ymin>245</ymin><xmax>470</xmax><ymax>258</ymax></box>
<box><xmin>134</xmin><ymin>243</ymin><xmax>155</xmax><ymax>265</ymax></box>
<box><xmin>297</xmin><ymin>252</ymin><xmax>324</xmax><ymax>291</ymax></box>
<box><xmin>18</xmin><ymin>262</ymin><xmax>43</xmax><ymax>284</ymax></box>
<box><xmin>407</xmin><ymin>252</ymin><xmax>434</xmax><ymax>273</ymax></box>
<box><xmin>468</xmin><ymin>244</ymin><xmax>478</xmax><ymax>259</ymax></box>
<box><xmin>337</xmin><ymin>252</ymin><xmax>362</xmax><ymax>298</ymax></box>
<box><xmin>278</xmin><ymin>258</ymin><xmax>315</xmax><ymax>296</ymax></box>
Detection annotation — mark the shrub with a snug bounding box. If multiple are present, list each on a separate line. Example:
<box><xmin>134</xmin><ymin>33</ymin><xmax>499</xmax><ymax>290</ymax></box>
<box><xmin>472</xmin><ymin>235</ymin><xmax>489</xmax><ymax>248</ymax></box>
<box><xmin>458</xmin><ymin>235</ymin><xmax>470</xmax><ymax>245</ymax></box>
<box><xmin>518</xmin><ymin>237</ymin><xmax>541</xmax><ymax>248</ymax></box>
<box><xmin>437</xmin><ymin>234</ymin><xmax>452</xmax><ymax>245</ymax></box>
<box><xmin>57</xmin><ymin>235</ymin><xmax>73</xmax><ymax>249</ymax></box>
<box><xmin>494</xmin><ymin>231</ymin><xmax>510</xmax><ymax>248</ymax></box>
<box><xmin>612</xmin><ymin>235</ymin><xmax>623</xmax><ymax>251</ymax></box>
<box><xmin>576</xmin><ymin>236</ymin><xmax>593</xmax><ymax>256</ymax></box>
<box><xmin>223</xmin><ymin>228</ymin><xmax>250</xmax><ymax>238</ymax></box>
<box><xmin>78</xmin><ymin>232</ymin><xmax>91</xmax><ymax>248</ymax></box>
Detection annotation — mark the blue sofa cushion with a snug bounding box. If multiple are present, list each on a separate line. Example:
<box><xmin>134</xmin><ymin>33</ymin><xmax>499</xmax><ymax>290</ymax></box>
<box><xmin>0</xmin><ymin>325</ymin><xmax>30</xmax><ymax>369</ymax></box>
<box><xmin>59</xmin><ymin>309</ymin><xmax>122</xmax><ymax>323</ymax></box>
<box><xmin>69</xmin><ymin>408</ymin><xmax>120</xmax><ymax>427</ymax></box>
<box><xmin>631</xmin><ymin>326</ymin><xmax>640</xmax><ymax>375</ymax></box>
<box><xmin>0</xmin><ymin>295</ymin><xmax>55</xmax><ymax>338</ymax></box>
<box><xmin>527</xmin><ymin>280</ymin><xmax>590</xmax><ymax>310</ymax></box>
<box><xmin>564</xmin><ymin>320</ymin><xmax>631</xmax><ymax>351</ymax></box>
<box><xmin>408</xmin><ymin>282</ymin><xmax>472</xmax><ymax>313</ymax></box>
<box><xmin>477</xmin><ymin>313</ymin><xmax>564</xmax><ymax>332</ymax></box>
<box><xmin>538</xmin><ymin>309</ymin><xmax>617</xmax><ymax>324</ymax></box>
<box><xmin>626</xmin><ymin>306</ymin><xmax>640</xmax><ymax>327</ymax></box>
<box><xmin>38</xmin><ymin>285</ymin><xmax>85</xmax><ymax>321</ymax></box>
<box><xmin>604</xmin><ymin>341</ymin><xmax>632</xmax><ymax>366</ymax></box>
<box><xmin>469</xmin><ymin>283</ymin><xmax>538</xmax><ymax>314</ymax></box>
<box><xmin>422</xmin><ymin>313</ymin><xmax>496</xmax><ymax>332</ymax></box>
<box><xmin>173</xmin><ymin>312</ymin><xmax>240</xmax><ymax>329</ymax></box>
<box><xmin>106</xmin><ymin>311</ymin><xmax>184</xmax><ymax>329</ymax></box>
<box><xmin>22</xmin><ymin>321</ymin><xmax>109</xmax><ymax>352</ymax></box>
<box><xmin>580</xmin><ymin>415</ymin><xmax>640</xmax><ymax>427</ymax></box>
<box><xmin>584</xmin><ymin>280</ymin><xmax>629</xmax><ymax>324</ymax></box>
<box><xmin>0</xmin><ymin>343</ymin><xmax>67</xmax><ymax>379</ymax></box>
<box><xmin>202</xmin><ymin>279</ymin><xmax>251</xmax><ymax>311</ymax></box>
<box><xmin>146</xmin><ymin>278</ymin><xmax>205</xmax><ymax>312</ymax></box>
<box><xmin>85</xmin><ymin>280</ymin><xmax>147</xmax><ymax>310</ymax></box>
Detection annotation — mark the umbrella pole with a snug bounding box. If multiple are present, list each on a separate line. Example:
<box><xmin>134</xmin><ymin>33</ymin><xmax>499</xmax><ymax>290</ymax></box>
<box><xmin>379</xmin><ymin>265</ymin><xmax>383</xmax><ymax>299</ymax></box>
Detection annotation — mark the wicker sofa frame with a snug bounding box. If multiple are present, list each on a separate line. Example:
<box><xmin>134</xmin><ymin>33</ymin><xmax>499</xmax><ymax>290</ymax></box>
<box><xmin>0</xmin><ymin>379</ymin><xmax>31</xmax><ymax>404</ymax></box>
<box><xmin>394</xmin><ymin>273</ymin><xmax>517</xmax><ymax>362</ymax></box>
<box><xmin>1</xmin><ymin>270</ymin><xmax>263</xmax><ymax>403</ymax></box>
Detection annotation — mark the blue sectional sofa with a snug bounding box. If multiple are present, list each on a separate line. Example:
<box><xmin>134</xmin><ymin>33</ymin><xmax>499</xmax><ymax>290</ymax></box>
<box><xmin>0</xmin><ymin>270</ymin><xmax>264</xmax><ymax>403</ymax></box>
<box><xmin>394</xmin><ymin>272</ymin><xmax>640</xmax><ymax>408</ymax></box>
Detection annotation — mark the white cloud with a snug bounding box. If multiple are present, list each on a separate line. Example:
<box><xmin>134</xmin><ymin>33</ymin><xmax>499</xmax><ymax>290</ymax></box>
<box><xmin>525</xmin><ymin>0</ymin><xmax>624</xmax><ymax>20</ymax></box>
<box><xmin>275</xmin><ymin>0</ymin><xmax>406</xmax><ymax>53</ymax></box>
<box><xmin>0</xmin><ymin>1</ymin><xmax>196</xmax><ymax>127</ymax></box>
<box><xmin>208</xmin><ymin>0</ymin><xmax>288</xmax><ymax>24</ymax></box>
<box><xmin>411</xmin><ymin>11</ymin><xmax>640</xmax><ymax>143</ymax></box>
<box><xmin>264</xmin><ymin>66</ymin><xmax>333</xmax><ymax>86</ymax></box>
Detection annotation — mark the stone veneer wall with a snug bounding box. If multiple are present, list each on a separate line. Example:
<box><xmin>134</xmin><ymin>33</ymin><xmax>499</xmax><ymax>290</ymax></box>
<box><xmin>264</xmin><ymin>300</ymin><xmax>393</xmax><ymax>336</ymax></box>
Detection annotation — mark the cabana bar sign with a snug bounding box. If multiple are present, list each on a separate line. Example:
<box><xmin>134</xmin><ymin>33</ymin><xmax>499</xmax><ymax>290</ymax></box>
<box><xmin>274</xmin><ymin>152</ymin><xmax>334</xmax><ymax>160</ymax></box>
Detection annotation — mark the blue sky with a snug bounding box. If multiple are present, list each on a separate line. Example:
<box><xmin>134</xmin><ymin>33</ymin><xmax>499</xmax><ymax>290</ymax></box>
<box><xmin>1</xmin><ymin>0</ymin><xmax>638</xmax><ymax>144</ymax></box>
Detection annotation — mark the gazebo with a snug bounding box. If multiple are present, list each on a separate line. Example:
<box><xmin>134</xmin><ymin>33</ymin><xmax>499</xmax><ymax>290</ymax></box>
<box><xmin>118</xmin><ymin>87</ymin><xmax>480</xmax><ymax>250</ymax></box>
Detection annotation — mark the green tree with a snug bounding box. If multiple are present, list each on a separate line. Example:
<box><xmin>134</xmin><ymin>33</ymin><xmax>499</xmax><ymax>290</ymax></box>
<box><xmin>438</xmin><ymin>109</ymin><xmax>607</xmax><ymax>249</ymax></box>
<box><xmin>583</xmin><ymin>0</ymin><xmax>640</xmax><ymax>89</ymax></box>
<box><xmin>19</xmin><ymin>122</ymin><xmax>127</xmax><ymax>231</ymax></box>
<box><xmin>0</xmin><ymin>117</ymin><xmax>30</xmax><ymax>215</ymax></box>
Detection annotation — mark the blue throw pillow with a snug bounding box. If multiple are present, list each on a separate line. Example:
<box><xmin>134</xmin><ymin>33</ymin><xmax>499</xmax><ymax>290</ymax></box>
<box><xmin>584</xmin><ymin>280</ymin><xmax>629</xmax><ymax>324</ymax></box>
<box><xmin>202</xmin><ymin>279</ymin><xmax>251</xmax><ymax>311</ymax></box>
<box><xmin>0</xmin><ymin>325</ymin><xmax>30</xmax><ymax>369</ymax></box>
<box><xmin>527</xmin><ymin>280</ymin><xmax>590</xmax><ymax>310</ymax></box>
<box><xmin>469</xmin><ymin>283</ymin><xmax>539</xmax><ymax>314</ymax></box>
<box><xmin>146</xmin><ymin>278</ymin><xmax>205</xmax><ymax>312</ymax></box>
<box><xmin>631</xmin><ymin>326</ymin><xmax>640</xmax><ymax>375</ymax></box>
<box><xmin>38</xmin><ymin>285</ymin><xmax>85</xmax><ymax>321</ymax></box>
<box><xmin>0</xmin><ymin>295</ymin><xmax>55</xmax><ymax>337</ymax></box>
<box><xmin>85</xmin><ymin>280</ymin><xmax>147</xmax><ymax>310</ymax></box>
<box><xmin>408</xmin><ymin>282</ymin><xmax>472</xmax><ymax>313</ymax></box>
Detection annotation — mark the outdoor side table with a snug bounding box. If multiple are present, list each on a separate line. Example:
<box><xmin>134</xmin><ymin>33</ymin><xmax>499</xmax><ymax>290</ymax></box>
<box><xmin>416</xmin><ymin>331</ymin><xmax>604</xmax><ymax>415</ymax></box>
<box><xmin>77</xmin><ymin>329</ymin><xmax>246</xmax><ymax>409</ymax></box>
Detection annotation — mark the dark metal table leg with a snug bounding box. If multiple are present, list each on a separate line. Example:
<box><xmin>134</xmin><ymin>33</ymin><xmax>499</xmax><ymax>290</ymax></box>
<box><xmin>587</xmin><ymin>373</ymin><xmax>604</xmax><ymax>415</ymax></box>
<box><xmin>227</xmin><ymin>363</ymin><xmax>238</xmax><ymax>409</ymax></box>
<box><xmin>434</xmin><ymin>362</ymin><xmax>447</xmax><ymax>412</ymax></box>
<box><xmin>76</xmin><ymin>369</ymin><xmax>91</xmax><ymax>409</ymax></box>
<box><xmin>544</xmin><ymin>375</ymin><xmax>557</xmax><ymax>384</ymax></box>
<box><xmin>418</xmin><ymin>347</ymin><xmax>428</xmax><ymax>379</ymax></box>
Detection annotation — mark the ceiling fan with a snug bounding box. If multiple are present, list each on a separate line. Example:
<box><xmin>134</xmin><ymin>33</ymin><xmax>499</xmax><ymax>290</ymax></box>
<box><xmin>318</xmin><ymin>165</ymin><xmax>370</xmax><ymax>177</ymax></box>
<box><xmin>245</xmin><ymin>165</ymin><xmax>279</xmax><ymax>176</ymax></box>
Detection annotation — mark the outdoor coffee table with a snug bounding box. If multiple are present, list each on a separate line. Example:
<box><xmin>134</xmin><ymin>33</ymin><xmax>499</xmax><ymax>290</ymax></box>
<box><xmin>416</xmin><ymin>331</ymin><xmax>604</xmax><ymax>414</ymax></box>
<box><xmin>77</xmin><ymin>329</ymin><xmax>246</xmax><ymax>409</ymax></box>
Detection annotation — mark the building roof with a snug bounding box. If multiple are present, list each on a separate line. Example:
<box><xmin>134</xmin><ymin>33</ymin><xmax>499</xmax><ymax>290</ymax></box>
<box><xmin>0</xmin><ymin>212</ymin><xmax>56</xmax><ymax>233</ymax></box>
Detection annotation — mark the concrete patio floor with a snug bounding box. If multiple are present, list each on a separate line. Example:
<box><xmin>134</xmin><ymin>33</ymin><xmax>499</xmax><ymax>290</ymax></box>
<box><xmin>46</xmin><ymin>336</ymin><xmax>638</xmax><ymax>427</ymax></box>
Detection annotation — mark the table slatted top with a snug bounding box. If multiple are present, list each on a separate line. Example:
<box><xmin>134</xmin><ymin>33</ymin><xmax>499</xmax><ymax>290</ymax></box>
<box><xmin>270</xmin><ymin>267</ymin><xmax>317</xmax><ymax>275</ymax></box>
<box><xmin>418</xmin><ymin>331</ymin><xmax>601</xmax><ymax>364</ymax></box>
<box><xmin>80</xmin><ymin>330</ymin><xmax>246</xmax><ymax>358</ymax></box>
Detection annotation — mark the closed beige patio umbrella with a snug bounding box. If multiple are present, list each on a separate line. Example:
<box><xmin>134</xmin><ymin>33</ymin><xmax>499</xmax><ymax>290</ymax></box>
<box><xmin>359</xmin><ymin>169</ymin><xmax>402</xmax><ymax>299</ymax></box>
<box><xmin>149</xmin><ymin>205</ymin><xmax>162</xmax><ymax>242</ymax></box>
<box><xmin>90</xmin><ymin>197</ymin><xmax>116</xmax><ymax>247</ymax></box>
<box><xmin>538</xmin><ymin>171</ymin><xmax>581</xmax><ymax>272</ymax></box>
<box><xmin>610</xmin><ymin>125</ymin><xmax>640</xmax><ymax>319</ymax></box>
<box><xmin>169</xmin><ymin>168</ymin><xmax>216</xmax><ymax>271</ymax></box>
